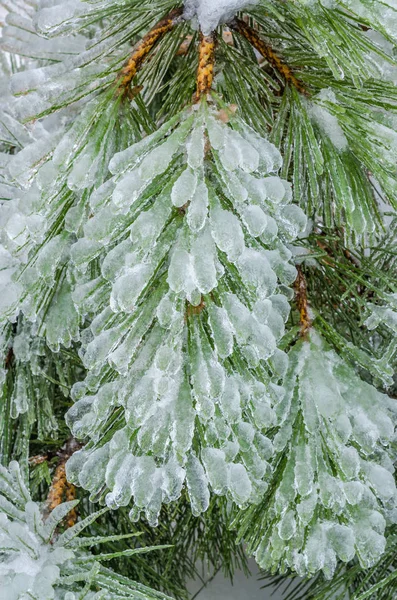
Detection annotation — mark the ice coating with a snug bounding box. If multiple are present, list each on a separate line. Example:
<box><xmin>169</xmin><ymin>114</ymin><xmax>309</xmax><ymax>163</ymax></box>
<box><xmin>0</xmin><ymin>461</ymin><xmax>75</xmax><ymax>600</ymax></box>
<box><xmin>308</xmin><ymin>89</ymin><xmax>348</xmax><ymax>151</ymax></box>
<box><xmin>66</xmin><ymin>98</ymin><xmax>307</xmax><ymax>524</ymax></box>
<box><xmin>0</xmin><ymin>0</ymin><xmax>396</xmax><ymax>581</ymax></box>
<box><xmin>297</xmin><ymin>0</ymin><xmax>397</xmax><ymax>43</ymax></box>
<box><xmin>0</xmin><ymin>460</ymin><xmax>163</xmax><ymax>600</ymax></box>
<box><xmin>0</xmin><ymin>320</ymin><xmax>61</xmax><ymax>439</ymax></box>
<box><xmin>241</xmin><ymin>331</ymin><xmax>397</xmax><ymax>578</ymax></box>
<box><xmin>0</xmin><ymin>88</ymin><xmax>139</xmax><ymax>344</ymax></box>
<box><xmin>365</xmin><ymin>293</ymin><xmax>397</xmax><ymax>334</ymax></box>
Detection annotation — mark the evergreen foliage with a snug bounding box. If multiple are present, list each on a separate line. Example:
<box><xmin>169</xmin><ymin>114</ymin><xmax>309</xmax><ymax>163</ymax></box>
<box><xmin>0</xmin><ymin>0</ymin><xmax>396</xmax><ymax>598</ymax></box>
<box><xmin>64</xmin><ymin>98</ymin><xmax>306</xmax><ymax>524</ymax></box>
<box><xmin>0</xmin><ymin>460</ymin><xmax>173</xmax><ymax>600</ymax></box>
<box><xmin>234</xmin><ymin>329</ymin><xmax>396</xmax><ymax>578</ymax></box>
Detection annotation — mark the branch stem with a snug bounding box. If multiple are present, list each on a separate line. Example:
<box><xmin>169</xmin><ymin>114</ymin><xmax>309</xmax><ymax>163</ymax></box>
<box><xmin>196</xmin><ymin>32</ymin><xmax>216</xmax><ymax>101</ymax></box>
<box><xmin>230</xmin><ymin>17</ymin><xmax>309</xmax><ymax>96</ymax></box>
<box><xmin>118</xmin><ymin>8</ymin><xmax>183</xmax><ymax>92</ymax></box>
<box><xmin>45</xmin><ymin>437</ymin><xmax>81</xmax><ymax>529</ymax></box>
<box><xmin>294</xmin><ymin>266</ymin><xmax>312</xmax><ymax>336</ymax></box>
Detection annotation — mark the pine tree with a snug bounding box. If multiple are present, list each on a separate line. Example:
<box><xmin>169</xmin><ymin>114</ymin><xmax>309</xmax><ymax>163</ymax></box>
<box><xmin>0</xmin><ymin>1</ymin><xmax>397</xmax><ymax>599</ymax></box>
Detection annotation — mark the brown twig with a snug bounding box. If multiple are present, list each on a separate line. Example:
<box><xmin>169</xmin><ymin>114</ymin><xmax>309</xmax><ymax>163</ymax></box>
<box><xmin>4</xmin><ymin>347</ymin><xmax>14</xmax><ymax>369</ymax></box>
<box><xmin>118</xmin><ymin>8</ymin><xmax>183</xmax><ymax>94</ymax></box>
<box><xmin>45</xmin><ymin>437</ymin><xmax>81</xmax><ymax>529</ymax></box>
<box><xmin>294</xmin><ymin>266</ymin><xmax>312</xmax><ymax>336</ymax></box>
<box><xmin>230</xmin><ymin>17</ymin><xmax>309</xmax><ymax>96</ymax></box>
<box><xmin>196</xmin><ymin>32</ymin><xmax>217</xmax><ymax>101</ymax></box>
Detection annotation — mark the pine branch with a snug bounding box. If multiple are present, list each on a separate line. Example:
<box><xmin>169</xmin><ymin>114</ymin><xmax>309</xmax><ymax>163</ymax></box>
<box><xmin>1</xmin><ymin>1</ymin><xmax>397</xmax><ymax>598</ymax></box>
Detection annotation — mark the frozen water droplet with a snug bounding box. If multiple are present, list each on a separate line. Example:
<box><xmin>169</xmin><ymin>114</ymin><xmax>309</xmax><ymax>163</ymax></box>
<box><xmin>168</xmin><ymin>248</ymin><xmax>195</xmax><ymax>296</ymax></box>
<box><xmin>191</xmin><ymin>227</ymin><xmax>218</xmax><ymax>293</ymax></box>
<box><xmin>327</xmin><ymin>524</ymin><xmax>355</xmax><ymax>563</ymax></box>
<box><xmin>237</xmin><ymin>248</ymin><xmax>277</xmax><ymax>298</ymax></box>
<box><xmin>278</xmin><ymin>510</ymin><xmax>296</xmax><ymax>541</ymax></box>
<box><xmin>187</xmin><ymin>125</ymin><xmax>205</xmax><ymax>169</ymax></box>
<box><xmin>206</xmin><ymin>115</ymin><xmax>226</xmax><ymax>149</ymax></box>
<box><xmin>202</xmin><ymin>448</ymin><xmax>228</xmax><ymax>494</ymax></box>
<box><xmin>171</xmin><ymin>168</ymin><xmax>197</xmax><ymax>208</ymax></box>
<box><xmin>210</xmin><ymin>206</ymin><xmax>245</xmax><ymax>262</ymax></box>
<box><xmin>228</xmin><ymin>462</ymin><xmax>252</xmax><ymax>505</ymax></box>
<box><xmin>240</xmin><ymin>205</ymin><xmax>268</xmax><ymax>237</ymax></box>
<box><xmin>208</xmin><ymin>305</ymin><xmax>234</xmax><ymax>358</ymax></box>
<box><xmin>110</xmin><ymin>264</ymin><xmax>152</xmax><ymax>313</ymax></box>
<box><xmin>186</xmin><ymin>453</ymin><xmax>210</xmax><ymax>516</ymax></box>
<box><xmin>187</xmin><ymin>180</ymin><xmax>208</xmax><ymax>232</ymax></box>
<box><xmin>339</xmin><ymin>446</ymin><xmax>360</xmax><ymax>479</ymax></box>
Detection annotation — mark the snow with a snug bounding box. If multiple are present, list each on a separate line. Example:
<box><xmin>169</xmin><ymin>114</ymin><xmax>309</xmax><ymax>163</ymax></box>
<box><xmin>184</xmin><ymin>0</ymin><xmax>259</xmax><ymax>34</ymax></box>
